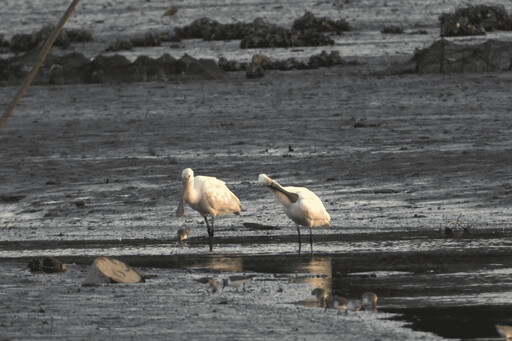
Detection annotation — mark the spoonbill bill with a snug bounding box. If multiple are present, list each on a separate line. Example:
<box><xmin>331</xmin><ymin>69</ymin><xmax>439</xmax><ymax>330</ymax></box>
<box><xmin>258</xmin><ymin>174</ymin><xmax>330</xmax><ymax>253</ymax></box>
<box><xmin>176</xmin><ymin>168</ymin><xmax>242</xmax><ymax>251</ymax></box>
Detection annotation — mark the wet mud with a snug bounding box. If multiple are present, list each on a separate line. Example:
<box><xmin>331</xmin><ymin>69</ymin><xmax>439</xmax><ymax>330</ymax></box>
<box><xmin>1</xmin><ymin>1</ymin><xmax>512</xmax><ymax>340</ymax></box>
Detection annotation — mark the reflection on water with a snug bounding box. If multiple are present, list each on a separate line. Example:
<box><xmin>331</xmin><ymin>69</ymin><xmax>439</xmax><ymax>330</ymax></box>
<box><xmin>207</xmin><ymin>257</ymin><xmax>243</xmax><ymax>272</ymax></box>
<box><xmin>302</xmin><ymin>256</ymin><xmax>332</xmax><ymax>293</ymax></box>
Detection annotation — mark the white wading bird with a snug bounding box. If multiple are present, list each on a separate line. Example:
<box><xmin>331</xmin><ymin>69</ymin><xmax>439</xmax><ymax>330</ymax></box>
<box><xmin>258</xmin><ymin>174</ymin><xmax>330</xmax><ymax>253</ymax></box>
<box><xmin>176</xmin><ymin>168</ymin><xmax>242</xmax><ymax>251</ymax></box>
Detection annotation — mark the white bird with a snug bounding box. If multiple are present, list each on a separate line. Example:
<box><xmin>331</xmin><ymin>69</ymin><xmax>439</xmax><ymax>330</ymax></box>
<box><xmin>361</xmin><ymin>292</ymin><xmax>378</xmax><ymax>312</ymax></box>
<box><xmin>258</xmin><ymin>174</ymin><xmax>330</xmax><ymax>253</ymax></box>
<box><xmin>176</xmin><ymin>168</ymin><xmax>242</xmax><ymax>251</ymax></box>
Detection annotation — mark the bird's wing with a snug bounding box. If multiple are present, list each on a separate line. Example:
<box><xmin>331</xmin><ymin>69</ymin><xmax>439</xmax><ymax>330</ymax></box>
<box><xmin>291</xmin><ymin>187</ymin><xmax>331</xmax><ymax>227</ymax></box>
<box><xmin>197</xmin><ymin>176</ymin><xmax>242</xmax><ymax>212</ymax></box>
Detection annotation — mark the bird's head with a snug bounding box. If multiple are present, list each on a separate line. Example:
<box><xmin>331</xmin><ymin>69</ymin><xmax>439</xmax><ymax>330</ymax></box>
<box><xmin>258</xmin><ymin>174</ymin><xmax>272</xmax><ymax>187</ymax></box>
<box><xmin>182</xmin><ymin>168</ymin><xmax>194</xmax><ymax>180</ymax></box>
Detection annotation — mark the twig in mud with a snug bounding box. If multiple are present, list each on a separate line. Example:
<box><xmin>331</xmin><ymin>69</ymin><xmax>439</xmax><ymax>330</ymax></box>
<box><xmin>455</xmin><ymin>213</ymin><xmax>471</xmax><ymax>232</ymax></box>
<box><xmin>3</xmin><ymin>219</ymin><xmax>14</xmax><ymax>230</ymax></box>
<box><xmin>442</xmin><ymin>213</ymin><xmax>471</xmax><ymax>236</ymax></box>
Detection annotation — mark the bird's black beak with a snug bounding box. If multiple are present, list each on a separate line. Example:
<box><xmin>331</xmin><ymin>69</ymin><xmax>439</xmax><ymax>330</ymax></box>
<box><xmin>269</xmin><ymin>181</ymin><xmax>299</xmax><ymax>203</ymax></box>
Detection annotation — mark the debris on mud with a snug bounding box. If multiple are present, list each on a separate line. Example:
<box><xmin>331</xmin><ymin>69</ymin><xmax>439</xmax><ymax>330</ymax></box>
<box><xmin>83</xmin><ymin>256</ymin><xmax>145</xmax><ymax>285</ymax></box>
<box><xmin>28</xmin><ymin>257</ymin><xmax>69</xmax><ymax>273</ymax></box>
<box><xmin>439</xmin><ymin>5</ymin><xmax>512</xmax><ymax>37</ymax></box>
<box><xmin>381</xmin><ymin>26</ymin><xmax>403</xmax><ymax>34</ymax></box>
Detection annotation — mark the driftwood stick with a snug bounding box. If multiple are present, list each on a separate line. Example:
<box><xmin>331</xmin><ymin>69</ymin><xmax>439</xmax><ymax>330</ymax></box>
<box><xmin>0</xmin><ymin>0</ymin><xmax>81</xmax><ymax>132</ymax></box>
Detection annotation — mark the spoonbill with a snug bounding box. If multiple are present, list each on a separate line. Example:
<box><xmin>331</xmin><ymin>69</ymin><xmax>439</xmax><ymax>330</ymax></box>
<box><xmin>176</xmin><ymin>168</ymin><xmax>242</xmax><ymax>251</ymax></box>
<box><xmin>258</xmin><ymin>174</ymin><xmax>330</xmax><ymax>253</ymax></box>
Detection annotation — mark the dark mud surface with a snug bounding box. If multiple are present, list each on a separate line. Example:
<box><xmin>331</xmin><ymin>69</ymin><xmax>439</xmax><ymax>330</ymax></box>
<box><xmin>1</xmin><ymin>68</ymin><xmax>512</xmax><ymax>339</ymax></box>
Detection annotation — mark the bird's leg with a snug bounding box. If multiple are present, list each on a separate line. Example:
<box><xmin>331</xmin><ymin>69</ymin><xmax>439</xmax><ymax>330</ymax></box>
<box><xmin>210</xmin><ymin>217</ymin><xmax>215</xmax><ymax>251</ymax></box>
<box><xmin>297</xmin><ymin>225</ymin><xmax>302</xmax><ymax>254</ymax></box>
<box><xmin>309</xmin><ymin>227</ymin><xmax>313</xmax><ymax>253</ymax></box>
<box><xmin>204</xmin><ymin>217</ymin><xmax>213</xmax><ymax>251</ymax></box>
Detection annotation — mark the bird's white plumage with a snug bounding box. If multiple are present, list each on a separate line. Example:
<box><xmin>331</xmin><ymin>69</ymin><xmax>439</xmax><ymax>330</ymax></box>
<box><xmin>259</xmin><ymin>173</ymin><xmax>330</xmax><ymax>228</ymax></box>
<box><xmin>179</xmin><ymin>168</ymin><xmax>242</xmax><ymax>219</ymax></box>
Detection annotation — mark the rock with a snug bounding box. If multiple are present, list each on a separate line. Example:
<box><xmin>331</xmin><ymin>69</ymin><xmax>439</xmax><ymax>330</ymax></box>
<box><xmin>174</xmin><ymin>54</ymin><xmax>226</xmax><ymax>80</ymax></box>
<box><xmin>131</xmin><ymin>32</ymin><xmax>161</xmax><ymax>47</ymax></box>
<box><xmin>0</xmin><ymin>51</ymin><xmax>226</xmax><ymax>85</ymax></box>
<box><xmin>241</xmin><ymin>27</ymin><xmax>334</xmax><ymax>49</ymax></box>
<box><xmin>163</xmin><ymin>5</ymin><xmax>178</xmax><ymax>17</ymax></box>
<box><xmin>0</xmin><ymin>34</ymin><xmax>10</xmax><ymax>52</ymax></box>
<box><xmin>85</xmin><ymin>54</ymin><xmax>133</xmax><ymax>83</ymax></box>
<box><xmin>411</xmin><ymin>39</ymin><xmax>512</xmax><ymax>74</ymax></box>
<box><xmin>28</xmin><ymin>257</ymin><xmax>69</xmax><ymax>273</ymax></box>
<box><xmin>245</xmin><ymin>63</ymin><xmax>264</xmax><ymax>78</ymax></box>
<box><xmin>308</xmin><ymin>50</ymin><xmax>345</xmax><ymax>68</ymax></box>
<box><xmin>10</xmin><ymin>33</ymin><xmax>38</xmax><ymax>53</ymax></box>
<box><xmin>106</xmin><ymin>39</ymin><xmax>133</xmax><ymax>52</ymax></box>
<box><xmin>83</xmin><ymin>257</ymin><xmax>144</xmax><ymax>285</ymax></box>
<box><xmin>218</xmin><ymin>57</ymin><xmax>247</xmax><ymax>72</ymax></box>
<box><xmin>132</xmin><ymin>54</ymin><xmax>178</xmax><ymax>82</ymax></box>
<box><xmin>439</xmin><ymin>5</ymin><xmax>512</xmax><ymax>37</ymax></box>
<box><xmin>292</xmin><ymin>11</ymin><xmax>350</xmax><ymax>33</ymax></box>
<box><xmin>381</xmin><ymin>26</ymin><xmax>403</xmax><ymax>34</ymax></box>
<box><xmin>9</xmin><ymin>25</ymin><xmax>93</xmax><ymax>53</ymax></box>
<box><xmin>251</xmin><ymin>54</ymin><xmax>271</xmax><ymax>69</ymax></box>
<box><xmin>174</xmin><ymin>15</ymin><xmax>337</xmax><ymax>48</ymax></box>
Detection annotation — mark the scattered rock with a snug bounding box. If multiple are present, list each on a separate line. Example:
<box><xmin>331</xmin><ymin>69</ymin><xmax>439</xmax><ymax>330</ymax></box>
<box><xmin>411</xmin><ymin>39</ymin><xmax>512</xmax><ymax>74</ymax></box>
<box><xmin>292</xmin><ymin>11</ymin><xmax>350</xmax><ymax>33</ymax></box>
<box><xmin>381</xmin><ymin>26</ymin><xmax>403</xmax><ymax>34</ymax></box>
<box><xmin>245</xmin><ymin>63</ymin><xmax>264</xmax><ymax>79</ymax></box>
<box><xmin>174</xmin><ymin>14</ymin><xmax>343</xmax><ymax>49</ymax></box>
<box><xmin>0</xmin><ymin>195</ymin><xmax>25</xmax><ymax>203</ymax></box>
<box><xmin>308</xmin><ymin>50</ymin><xmax>345</xmax><ymax>68</ymax></box>
<box><xmin>439</xmin><ymin>5</ymin><xmax>512</xmax><ymax>37</ymax></box>
<box><xmin>241</xmin><ymin>26</ymin><xmax>334</xmax><ymax>49</ymax></box>
<box><xmin>10</xmin><ymin>25</ymin><xmax>92</xmax><ymax>53</ymax></box>
<box><xmin>251</xmin><ymin>54</ymin><xmax>271</xmax><ymax>69</ymax></box>
<box><xmin>0</xmin><ymin>33</ymin><xmax>10</xmax><ymax>52</ymax></box>
<box><xmin>28</xmin><ymin>257</ymin><xmax>69</xmax><ymax>273</ymax></box>
<box><xmin>218</xmin><ymin>57</ymin><xmax>247</xmax><ymax>72</ymax></box>
<box><xmin>83</xmin><ymin>256</ymin><xmax>145</xmax><ymax>285</ymax></box>
<box><xmin>163</xmin><ymin>5</ymin><xmax>178</xmax><ymax>18</ymax></box>
<box><xmin>131</xmin><ymin>32</ymin><xmax>161</xmax><ymax>47</ymax></box>
<box><xmin>106</xmin><ymin>39</ymin><xmax>133</xmax><ymax>52</ymax></box>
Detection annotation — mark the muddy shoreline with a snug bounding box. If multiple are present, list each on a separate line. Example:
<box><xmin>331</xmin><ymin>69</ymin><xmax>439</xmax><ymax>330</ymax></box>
<box><xmin>2</xmin><ymin>1</ymin><xmax>512</xmax><ymax>339</ymax></box>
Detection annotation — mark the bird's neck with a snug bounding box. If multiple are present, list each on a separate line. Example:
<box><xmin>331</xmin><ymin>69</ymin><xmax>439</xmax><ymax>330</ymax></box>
<box><xmin>185</xmin><ymin>177</ymin><xmax>200</xmax><ymax>204</ymax></box>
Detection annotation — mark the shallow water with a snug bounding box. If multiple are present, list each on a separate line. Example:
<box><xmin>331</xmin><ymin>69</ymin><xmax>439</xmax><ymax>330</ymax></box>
<box><xmin>2</xmin><ymin>229</ymin><xmax>511</xmax><ymax>339</ymax></box>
